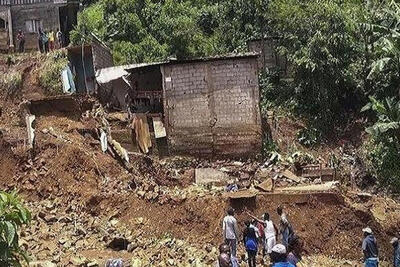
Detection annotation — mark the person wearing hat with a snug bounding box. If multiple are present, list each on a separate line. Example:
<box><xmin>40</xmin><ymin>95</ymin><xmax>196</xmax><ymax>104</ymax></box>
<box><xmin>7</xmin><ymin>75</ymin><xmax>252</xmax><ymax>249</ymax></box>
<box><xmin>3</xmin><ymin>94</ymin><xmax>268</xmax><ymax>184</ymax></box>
<box><xmin>391</xmin><ymin>237</ymin><xmax>400</xmax><ymax>267</ymax></box>
<box><xmin>270</xmin><ymin>244</ymin><xmax>295</xmax><ymax>267</ymax></box>
<box><xmin>362</xmin><ymin>227</ymin><xmax>379</xmax><ymax>267</ymax></box>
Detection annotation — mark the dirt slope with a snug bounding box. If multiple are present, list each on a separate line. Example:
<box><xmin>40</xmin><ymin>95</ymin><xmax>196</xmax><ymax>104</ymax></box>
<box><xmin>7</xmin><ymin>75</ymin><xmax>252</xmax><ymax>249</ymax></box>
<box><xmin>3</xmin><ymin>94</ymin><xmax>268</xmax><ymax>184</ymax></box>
<box><xmin>0</xmin><ymin>53</ymin><xmax>399</xmax><ymax>266</ymax></box>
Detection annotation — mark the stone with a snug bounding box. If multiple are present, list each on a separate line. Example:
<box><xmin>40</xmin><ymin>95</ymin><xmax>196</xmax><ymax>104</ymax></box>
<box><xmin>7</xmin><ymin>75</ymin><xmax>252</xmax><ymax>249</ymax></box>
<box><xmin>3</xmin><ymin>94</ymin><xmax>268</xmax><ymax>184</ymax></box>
<box><xmin>29</xmin><ymin>261</ymin><xmax>57</xmax><ymax>267</ymax></box>
<box><xmin>195</xmin><ymin>168</ymin><xmax>230</xmax><ymax>186</ymax></box>
<box><xmin>255</xmin><ymin>178</ymin><xmax>274</xmax><ymax>192</ymax></box>
<box><xmin>87</xmin><ymin>261</ymin><xmax>99</xmax><ymax>267</ymax></box>
<box><xmin>281</xmin><ymin>169</ymin><xmax>301</xmax><ymax>183</ymax></box>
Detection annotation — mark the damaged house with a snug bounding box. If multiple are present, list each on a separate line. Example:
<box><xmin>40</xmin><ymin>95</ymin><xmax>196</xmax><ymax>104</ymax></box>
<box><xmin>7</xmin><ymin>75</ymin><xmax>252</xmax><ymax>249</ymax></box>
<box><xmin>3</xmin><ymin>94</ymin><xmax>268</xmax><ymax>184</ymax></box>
<box><xmin>0</xmin><ymin>0</ymin><xmax>79</xmax><ymax>51</ymax></box>
<box><xmin>97</xmin><ymin>54</ymin><xmax>262</xmax><ymax>158</ymax></box>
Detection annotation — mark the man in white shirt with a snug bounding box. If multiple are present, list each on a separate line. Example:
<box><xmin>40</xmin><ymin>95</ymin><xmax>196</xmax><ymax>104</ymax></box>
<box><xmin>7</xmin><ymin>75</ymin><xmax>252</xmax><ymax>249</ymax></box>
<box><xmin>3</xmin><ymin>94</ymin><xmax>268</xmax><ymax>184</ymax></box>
<box><xmin>222</xmin><ymin>207</ymin><xmax>239</xmax><ymax>257</ymax></box>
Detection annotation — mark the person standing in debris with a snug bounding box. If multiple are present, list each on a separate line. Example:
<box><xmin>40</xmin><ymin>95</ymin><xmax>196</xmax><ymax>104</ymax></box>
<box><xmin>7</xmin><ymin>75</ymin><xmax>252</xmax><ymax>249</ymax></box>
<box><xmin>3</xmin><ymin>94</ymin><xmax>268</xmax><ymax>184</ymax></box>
<box><xmin>56</xmin><ymin>28</ymin><xmax>63</xmax><ymax>48</ymax></box>
<box><xmin>256</xmin><ymin>218</ymin><xmax>265</xmax><ymax>257</ymax></box>
<box><xmin>38</xmin><ymin>28</ymin><xmax>44</xmax><ymax>53</ymax></box>
<box><xmin>243</xmin><ymin>221</ymin><xmax>258</xmax><ymax>267</ymax></box>
<box><xmin>277</xmin><ymin>206</ymin><xmax>294</xmax><ymax>248</ymax></box>
<box><xmin>391</xmin><ymin>237</ymin><xmax>400</xmax><ymax>267</ymax></box>
<box><xmin>48</xmin><ymin>29</ymin><xmax>55</xmax><ymax>51</ymax></box>
<box><xmin>42</xmin><ymin>31</ymin><xmax>49</xmax><ymax>53</ymax></box>
<box><xmin>106</xmin><ymin>259</ymin><xmax>123</xmax><ymax>267</ymax></box>
<box><xmin>217</xmin><ymin>243</ymin><xmax>231</xmax><ymax>267</ymax></box>
<box><xmin>362</xmin><ymin>227</ymin><xmax>379</xmax><ymax>267</ymax></box>
<box><xmin>16</xmin><ymin>30</ymin><xmax>25</xmax><ymax>53</ymax></box>
<box><xmin>263</xmin><ymin>213</ymin><xmax>278</xmax><ymax>258</ymax></box>
<box><xmin>286</xmin><ymin>235</ymin><xmax>303</xmax><ymax>267</ymax></box>
<box><xmin>270</xmin><ymin>244</ymin><xmax>295</xmax><ymax>267</ymax></box>
<box><xmin>247</xmin><ymin>211</ymin><xmax>278</xmax><ymax>259</ymax></box>
<box><xmin>222</xmin><ymin>207</ymin><xmax>239</xmax><ymax>258</ymax></box>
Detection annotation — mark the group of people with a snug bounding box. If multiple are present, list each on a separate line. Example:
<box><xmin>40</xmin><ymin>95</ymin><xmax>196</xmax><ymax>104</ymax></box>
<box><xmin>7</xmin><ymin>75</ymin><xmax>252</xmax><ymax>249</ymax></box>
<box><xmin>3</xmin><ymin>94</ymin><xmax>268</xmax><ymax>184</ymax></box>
<box><xmin>362</xmin><ymin>227</ymin><xmax>400</xmax><ymax>267</ymax></box>
<box><xmin>220</xmin><ymin>207</ymin><xmax>400</xmax><ymax>267</ymax></box>
<box><xmin>38</xmin><ymin>28</ymin><xmax>64</xmax><ymax>53</ymax></box>
<box><xmin>15</xmin><ymin>29</ymin><xmax>65</xmax><ymax>54</ymax></box>
<box><xmin>220</xmin><ymin>206</ymin><xmax>299</xmax><ymax>267</ymax></box>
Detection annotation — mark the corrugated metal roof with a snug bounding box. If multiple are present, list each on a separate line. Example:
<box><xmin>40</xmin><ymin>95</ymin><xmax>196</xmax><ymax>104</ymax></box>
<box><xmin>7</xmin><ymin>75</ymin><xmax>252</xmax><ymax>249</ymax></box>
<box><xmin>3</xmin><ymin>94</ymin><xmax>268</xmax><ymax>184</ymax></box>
<box><xmin>96</xmin><ymin>53</ymin><xmax>259</xmax><ymax>83</ymax></box>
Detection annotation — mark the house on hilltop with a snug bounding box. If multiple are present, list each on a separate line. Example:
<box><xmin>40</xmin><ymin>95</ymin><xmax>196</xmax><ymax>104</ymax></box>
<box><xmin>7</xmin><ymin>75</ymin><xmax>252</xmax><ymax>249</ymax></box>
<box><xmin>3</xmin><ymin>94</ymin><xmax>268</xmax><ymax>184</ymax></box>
<box><xmin>0</xmin><ymin>0</ymin><xmax>79</xmax><ymax>51</ymax></box>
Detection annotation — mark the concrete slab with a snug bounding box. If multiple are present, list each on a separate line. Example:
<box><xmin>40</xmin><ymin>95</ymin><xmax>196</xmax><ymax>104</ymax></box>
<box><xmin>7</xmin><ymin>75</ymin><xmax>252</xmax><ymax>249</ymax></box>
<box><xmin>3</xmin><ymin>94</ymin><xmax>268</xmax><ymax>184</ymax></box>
<box><xmin>281</xmin><ymin>169</ymin><xmax>301</xmax><ymax>183</ymax></box>
<box><xmin>225</xmin><ymin>189</ymin><xmax>257</xmax><ymax>199</ymax></box>
<box><xmin>277</xmin><ymin>181</ymin><xmax>339</xmax><ymax>192</ymax></box>
<box><xmin>195</xmin><ymin>168</ymin><xmax>230</xmax><ymax>185</ymax></box>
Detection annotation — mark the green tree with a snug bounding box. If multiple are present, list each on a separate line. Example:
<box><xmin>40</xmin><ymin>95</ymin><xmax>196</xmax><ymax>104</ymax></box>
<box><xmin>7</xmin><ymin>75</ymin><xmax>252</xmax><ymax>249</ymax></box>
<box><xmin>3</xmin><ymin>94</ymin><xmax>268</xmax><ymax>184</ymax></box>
<box><xmin>362</xmin><ymin>97</ymin><xmax>400</xmax><ymax>192</ymax></box>
<box><xmin>0</xmin><ymin>191</ymin><xmax>31</xmax><ymax>266</ymax></box>
<box><xmin>269</xmin><ymin>0</ymin><xmax>361</xmax><ymax>129</ymax></box>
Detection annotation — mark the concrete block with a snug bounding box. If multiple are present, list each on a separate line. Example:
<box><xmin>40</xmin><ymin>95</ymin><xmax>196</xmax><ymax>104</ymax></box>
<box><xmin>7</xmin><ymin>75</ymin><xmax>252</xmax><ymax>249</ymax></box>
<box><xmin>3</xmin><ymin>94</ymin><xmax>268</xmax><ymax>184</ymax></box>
<box><xmin>195</xmin><ymin>168</ymin><xmax>230</xmax><ymax>185</ymax></box>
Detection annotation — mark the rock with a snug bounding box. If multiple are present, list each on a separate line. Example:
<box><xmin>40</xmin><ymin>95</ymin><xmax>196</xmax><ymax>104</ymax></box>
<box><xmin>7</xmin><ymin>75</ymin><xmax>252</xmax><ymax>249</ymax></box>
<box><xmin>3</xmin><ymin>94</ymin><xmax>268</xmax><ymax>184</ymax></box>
<box><xmin>29</xmin><ymin>261</ymin><xmax>57</xmax><ymax>267</ymax></box>
<box><xmin>255</xmin><ymin>178</ymin><xmax>274</xmax><ymax>192</ymax></box>
<box><xmin>281</xmin><ymin>169</ymin><xmax>301</xmax><ymax>183</ymax></box>
<box><xmin>314</xmin><ymin>178</ymin><xmax>322</xmax><ymax>184</ymax></box>
<box><xmin>87</xmin><ymin>261</ymin><xmax>99</xmax><ymax>267</ymax></box>
<box><xmin>232</xmin><ymin>161</ymin><xmax>244</xmax><ymax>167</ymax></box>
<box><xmin>137</xmin><ymin>191</ymin><xmax>146</xmax><ymax>198</ymax></box>
<box><xmin>239</xmin><ymin>172</ymin><xmax>250</xmax><ymax>180</ymax></box>
<box><xmin>110</xmin><ymin>218</ymin><xmax>119</xmax><ymax>227</ymax></box>
<box><xmin>131</xmin><ymin>259</ymin><xmax>143</xmax><ymax>267</ymax></box>
<box><xmin>254</xmin><ymin>168</ymin><xmax>270</xmax><ymax>180</ymax></box>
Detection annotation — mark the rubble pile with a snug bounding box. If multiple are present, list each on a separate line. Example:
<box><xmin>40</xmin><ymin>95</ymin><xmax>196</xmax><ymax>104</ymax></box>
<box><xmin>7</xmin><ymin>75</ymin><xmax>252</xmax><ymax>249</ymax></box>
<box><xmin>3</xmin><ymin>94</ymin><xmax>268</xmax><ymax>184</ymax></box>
<box><xmin>20</xmin><ymin>198</ymin><xmax>218</xmax><ymax>266</ymax></box>
<box><xmin>0</xmin><ymin>54</ymin><xmax>398</xmax><ymax>266</ymax></box>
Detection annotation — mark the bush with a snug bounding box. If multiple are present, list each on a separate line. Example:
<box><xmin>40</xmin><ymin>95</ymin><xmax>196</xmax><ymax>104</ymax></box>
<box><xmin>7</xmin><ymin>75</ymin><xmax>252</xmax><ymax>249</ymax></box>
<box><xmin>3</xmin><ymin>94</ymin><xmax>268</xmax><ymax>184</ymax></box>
<box><xmin>363</xmin><ymin>138</ymin><xmax>400</xmax><ymax>192</ymax></box>
<box><xmin>362</xmin><ymin>97</ymin><xmax>400</xmax><ymax>192</ymax></box>
<box><xmin>38</xmin><ymin>50</ymin><xmax>69</xmax><ymax>96</ymax></box>
<box><xmin>0</xmin><ymin>191</ymin><xmax>31</xmax><ymax>266</ymax></box>
<box><xmin>0</xmin><ymin>72</ymin><xmax>22</xmax><ymax>99</ymax></box>
<box><xmin>297</xmin><ymin>127</ymin><xmax>321</xmax><ymax>148</ymax></box>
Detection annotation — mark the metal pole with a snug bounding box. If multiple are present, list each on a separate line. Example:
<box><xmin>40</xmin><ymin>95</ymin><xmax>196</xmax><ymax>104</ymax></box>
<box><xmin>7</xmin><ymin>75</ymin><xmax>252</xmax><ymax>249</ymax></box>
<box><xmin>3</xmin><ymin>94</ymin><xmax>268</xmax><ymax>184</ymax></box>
<box><xmin>81</xmin><ymin>40</ymin><xmax>88</xmax><ymax>94</ymax></box>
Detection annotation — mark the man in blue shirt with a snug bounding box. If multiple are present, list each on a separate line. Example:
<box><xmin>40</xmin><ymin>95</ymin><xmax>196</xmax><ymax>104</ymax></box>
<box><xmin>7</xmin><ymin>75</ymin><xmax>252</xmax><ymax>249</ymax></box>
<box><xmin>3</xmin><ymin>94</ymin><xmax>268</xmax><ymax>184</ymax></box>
<box><xmin>270</xmin><ymin>244</ymin><xmax>295</xmax><ymax>267</ymax></box>
<box><xmin>391</xmin><ymin>237</ymin><xmax>400</xmax><ymax>267</ymax></box>
<box><xmin>362</xmin><ymin>227</ymin><xmax>379</xmax><ymax>267</ymax></box>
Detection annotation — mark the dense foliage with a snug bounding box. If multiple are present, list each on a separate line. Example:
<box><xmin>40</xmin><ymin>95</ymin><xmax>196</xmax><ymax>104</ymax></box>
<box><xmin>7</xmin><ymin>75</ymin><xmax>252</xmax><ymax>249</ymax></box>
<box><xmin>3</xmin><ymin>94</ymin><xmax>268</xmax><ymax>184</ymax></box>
<box><xmin>0</xmin><ymin>191</ymin><xmax>31</xmax><ymax>266</ymax></box>
<box><xmin>71</xmin><ymin>0</ymin><xmax>268</xmax><ymax>65</ymax></box>
<box><xmin>73</xmin><ymin>0</ymin><xmax>400</xmax><ymax>191</ymax></box>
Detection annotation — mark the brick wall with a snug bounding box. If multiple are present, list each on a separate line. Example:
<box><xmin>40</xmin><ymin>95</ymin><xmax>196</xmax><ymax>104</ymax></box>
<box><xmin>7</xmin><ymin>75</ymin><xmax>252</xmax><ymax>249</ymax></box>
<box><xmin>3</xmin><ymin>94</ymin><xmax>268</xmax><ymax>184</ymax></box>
<box><xmin>11</xmin><ymin>3</ymin><xmax>59</xmax><ymax>50</ymax></box>
<box><xmin>91</xmin><ymin>41</ymin><xmax>113</xmax><ymax>71</ymax></box>
<box><xmin>162</xmin><ymin>56</ymin><xmax>262</xmax><ymax>158</ymax></box>
<box><xmin>91</xmin><ymin>40</ymin><xmax>114</xmax><ymax>103</ymax></box>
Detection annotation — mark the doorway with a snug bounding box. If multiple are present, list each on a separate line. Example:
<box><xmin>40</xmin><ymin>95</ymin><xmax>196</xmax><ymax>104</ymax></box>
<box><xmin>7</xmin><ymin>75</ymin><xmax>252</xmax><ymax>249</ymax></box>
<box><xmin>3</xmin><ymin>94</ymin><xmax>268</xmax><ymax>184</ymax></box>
<box><xmin>58</xmin><ymin>4</ymin><xmax>79</xmax><ymax>46</ymax></box>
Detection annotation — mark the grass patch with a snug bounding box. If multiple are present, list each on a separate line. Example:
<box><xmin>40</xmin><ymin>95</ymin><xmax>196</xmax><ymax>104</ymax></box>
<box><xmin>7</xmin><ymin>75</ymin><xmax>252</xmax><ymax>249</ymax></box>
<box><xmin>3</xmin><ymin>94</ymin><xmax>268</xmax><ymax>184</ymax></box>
<box><xmin>0</xmin><ymin>71</ymin><xmax>22</xmax><ymax>98</ymax></box>
<box><xmin>38</xmin><ymin>50</ymin><xmax>69</xmax><ymax>96</ymax></box>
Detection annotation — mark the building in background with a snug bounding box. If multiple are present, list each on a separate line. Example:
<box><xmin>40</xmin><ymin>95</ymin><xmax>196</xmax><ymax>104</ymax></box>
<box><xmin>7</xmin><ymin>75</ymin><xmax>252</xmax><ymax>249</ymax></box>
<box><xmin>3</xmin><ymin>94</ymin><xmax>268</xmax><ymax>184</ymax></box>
<box><xmin>0</xmin><ymin>0</ymin><xmax>79</xmax><ymax>51</ymax></box>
